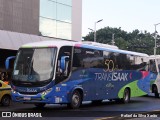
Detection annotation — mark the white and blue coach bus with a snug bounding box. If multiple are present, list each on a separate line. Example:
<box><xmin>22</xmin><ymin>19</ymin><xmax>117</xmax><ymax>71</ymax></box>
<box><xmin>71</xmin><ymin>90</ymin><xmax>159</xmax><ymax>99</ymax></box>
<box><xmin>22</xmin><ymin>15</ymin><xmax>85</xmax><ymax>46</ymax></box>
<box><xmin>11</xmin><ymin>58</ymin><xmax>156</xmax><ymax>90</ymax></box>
<box><xmin>148</xmin><ymin>55</ymin><xmax>160</xmax><ymax>98</ymax></box>
<box><xmin>11</xmin><ymin>40</ymin><xmax>151</xmax><ymax>109</ymax></box>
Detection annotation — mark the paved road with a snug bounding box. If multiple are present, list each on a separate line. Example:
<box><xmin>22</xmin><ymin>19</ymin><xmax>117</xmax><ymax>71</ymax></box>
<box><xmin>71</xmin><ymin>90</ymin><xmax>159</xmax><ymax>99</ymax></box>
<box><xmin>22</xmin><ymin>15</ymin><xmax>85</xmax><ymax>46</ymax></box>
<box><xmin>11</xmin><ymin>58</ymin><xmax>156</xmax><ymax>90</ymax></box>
<box><xmin>1</xmin><ymin>96</ymin><xmax>160</xmax><ymax>120</ymax></box>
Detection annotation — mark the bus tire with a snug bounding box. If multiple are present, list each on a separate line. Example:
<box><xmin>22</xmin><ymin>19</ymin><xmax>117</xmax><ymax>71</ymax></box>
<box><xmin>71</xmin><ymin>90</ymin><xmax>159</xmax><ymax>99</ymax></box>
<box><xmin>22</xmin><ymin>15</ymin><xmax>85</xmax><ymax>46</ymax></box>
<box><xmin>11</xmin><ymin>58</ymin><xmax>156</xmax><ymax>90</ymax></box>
<box><xmin>122</xmin><ymin>88</ymin><xmax>130</xmax><ymax>103</ymax></box>
<box><xmin>67</xmin><ymin>90</ymin><xmax>82</xmax><ymax>109</ymax></box>
<box><xmin>153</xmin><ymin>86</ymin><xmax>159</xmax><ymax>98</ymax></box>
<box><xmin>1</xmin><ymin>95</ymin><xmax>11</xmax><ymax>106</ymax></box>
<box><xmin>34</xmin><ymin>103</ymin><xmax>46</xmax><ymax>108</ymax></box>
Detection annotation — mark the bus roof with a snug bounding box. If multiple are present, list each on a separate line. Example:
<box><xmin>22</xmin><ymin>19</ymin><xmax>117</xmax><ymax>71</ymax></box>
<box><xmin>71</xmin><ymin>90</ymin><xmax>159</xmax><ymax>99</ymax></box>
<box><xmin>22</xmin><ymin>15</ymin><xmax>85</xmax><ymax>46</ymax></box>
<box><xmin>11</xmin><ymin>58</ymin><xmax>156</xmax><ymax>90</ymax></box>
<box><xmin>21</xmin><ymin>40</ymin><xmax>77</xmax><ymax>48</ymax></box>
<box><xmin>150</xmin><ymin>55</ymin><xmax>160</xmax><ymax>59</ymax></box>
<box><xmin>80</xmin><ymin>42</ymin><xmax>148</xmax><ymax>57</ymax></box>
<box><xmin>21</xmin><ymin>40</ymin><xmax>148</xmax><ymax>57</ymax></box>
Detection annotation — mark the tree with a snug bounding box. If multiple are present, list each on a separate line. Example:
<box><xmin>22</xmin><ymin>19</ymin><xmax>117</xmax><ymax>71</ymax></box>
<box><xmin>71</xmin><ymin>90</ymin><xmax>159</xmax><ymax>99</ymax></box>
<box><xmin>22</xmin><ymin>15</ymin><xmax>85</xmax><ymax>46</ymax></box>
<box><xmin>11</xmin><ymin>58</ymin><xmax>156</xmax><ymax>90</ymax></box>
<box><xmin>83</xmin><ymin>27</ymin><xmax>155</xmax><ymax>55</ymax></box>
<box><xmin>115</xmin><ymin>37</ymin><xmax>128</xmax><ymax>50</ymax></box>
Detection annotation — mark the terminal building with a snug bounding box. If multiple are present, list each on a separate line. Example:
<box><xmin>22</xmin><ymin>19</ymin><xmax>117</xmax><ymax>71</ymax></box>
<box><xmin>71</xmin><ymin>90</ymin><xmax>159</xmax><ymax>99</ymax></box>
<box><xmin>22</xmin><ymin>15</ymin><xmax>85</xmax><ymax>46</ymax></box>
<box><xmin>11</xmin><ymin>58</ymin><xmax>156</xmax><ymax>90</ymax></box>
<box><xmin>0</xmin><ymin>0</ymin><xmax>82</xmax><ymax>81</ymax></box>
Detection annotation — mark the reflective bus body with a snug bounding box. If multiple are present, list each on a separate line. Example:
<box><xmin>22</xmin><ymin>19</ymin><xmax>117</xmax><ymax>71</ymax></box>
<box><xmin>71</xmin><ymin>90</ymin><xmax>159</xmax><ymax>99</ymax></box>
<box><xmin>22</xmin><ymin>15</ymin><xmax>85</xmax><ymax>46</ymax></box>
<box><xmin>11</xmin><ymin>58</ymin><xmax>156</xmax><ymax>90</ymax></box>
<box><xmin>11</xmin><ymin>40</ymin><xmax>151</xmax><ymax>108</ymax></box>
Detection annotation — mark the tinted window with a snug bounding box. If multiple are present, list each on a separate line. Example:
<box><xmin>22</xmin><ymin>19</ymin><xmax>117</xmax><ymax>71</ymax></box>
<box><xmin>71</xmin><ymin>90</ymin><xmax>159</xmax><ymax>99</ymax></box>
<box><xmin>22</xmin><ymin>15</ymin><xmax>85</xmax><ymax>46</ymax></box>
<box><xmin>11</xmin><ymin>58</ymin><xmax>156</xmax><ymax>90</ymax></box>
<box><xmin>104</xmin><ymin>51</ymin><xmax>147</xmax><ymax>71</ymax></box>
<box><xmin>103</xmin><ymin>51</ymin><xmax>119</xmax><ymax>71</ymax></box>
<box><xmin>130</xmin><ymin>56</ymin><xmax>148</xmax><ymax>71</ymax></box>
<box><xmin>116</xmin><ymin>54</ymin><xmax>147</xmax><ymax>71</ymax></box>
<box><xmin>73</xmin><ymin>47</ymin><xmax>103</xmax><ymax>69</ymax></box>
<box><xmin>73</xmin><ymin>47</ymin><xmax>147</xmax><ymax>71</ymax></box>
<box><xmin>149</xmin><ymin>60</ymin><xmax>157</xmax><ymax>73</ymax></box>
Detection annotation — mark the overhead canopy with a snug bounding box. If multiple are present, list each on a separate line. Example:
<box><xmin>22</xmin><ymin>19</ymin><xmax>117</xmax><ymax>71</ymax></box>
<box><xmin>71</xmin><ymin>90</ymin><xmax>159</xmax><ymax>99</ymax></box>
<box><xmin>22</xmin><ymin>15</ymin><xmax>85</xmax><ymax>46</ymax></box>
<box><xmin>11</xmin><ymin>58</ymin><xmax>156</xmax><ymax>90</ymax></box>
<box><xmin>0</xmin><ymin>30</ymin><xmax>56</xmax><ymax>50</ymax></box>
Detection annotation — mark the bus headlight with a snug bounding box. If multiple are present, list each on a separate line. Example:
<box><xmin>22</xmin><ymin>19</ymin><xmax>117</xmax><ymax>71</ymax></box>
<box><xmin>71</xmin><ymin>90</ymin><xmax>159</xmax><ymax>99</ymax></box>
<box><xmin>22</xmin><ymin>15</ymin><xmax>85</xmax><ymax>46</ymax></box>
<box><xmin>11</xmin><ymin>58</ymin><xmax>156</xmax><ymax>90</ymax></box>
<box><xmin>41</xmin><ymin>88</ymin><xmax>52</xmax><ymax>96</ymax></box>
<box><xmin>11</xmin><ymin>89</ymin><xmax>17</xmax><ymax>94</ymax></box>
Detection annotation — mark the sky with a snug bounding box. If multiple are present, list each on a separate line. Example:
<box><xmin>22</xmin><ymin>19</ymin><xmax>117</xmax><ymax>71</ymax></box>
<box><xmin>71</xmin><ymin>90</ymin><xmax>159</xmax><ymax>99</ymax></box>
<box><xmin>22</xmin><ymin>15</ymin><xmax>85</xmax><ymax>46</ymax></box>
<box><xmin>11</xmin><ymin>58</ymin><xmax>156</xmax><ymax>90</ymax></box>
<box><xmin>82</xmin><ymin>0</ymin><xmax>160</xmax><ymax>37</ymax></box>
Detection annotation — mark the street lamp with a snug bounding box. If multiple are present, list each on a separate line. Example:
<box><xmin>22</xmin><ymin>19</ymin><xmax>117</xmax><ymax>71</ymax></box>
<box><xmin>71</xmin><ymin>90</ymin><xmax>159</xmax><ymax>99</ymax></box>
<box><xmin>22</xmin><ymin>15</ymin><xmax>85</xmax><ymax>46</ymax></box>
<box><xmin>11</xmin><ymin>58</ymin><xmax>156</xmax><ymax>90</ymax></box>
<box><xmin>154</xmin><ymin>23</ymin><xmax>160</xmax><ymax>55</ymax></box>
<box><xmin>94</xmin><ymin>19</ymin><xmax>103</xmax><ymax>42</ymax></box>
<box><xmin>88</xmin><ymin>28</ymin><xmax>94</xmax><ymax>32</ymax></box>
<box><xmin>88</xmin><ymin>19</ymin><xmax>103</xmax><ymax>42</ymax></box>
<box><xmin>111</xmin><ymin>33</ymin><xmax>115</xmax><ymax>45</ymax></box>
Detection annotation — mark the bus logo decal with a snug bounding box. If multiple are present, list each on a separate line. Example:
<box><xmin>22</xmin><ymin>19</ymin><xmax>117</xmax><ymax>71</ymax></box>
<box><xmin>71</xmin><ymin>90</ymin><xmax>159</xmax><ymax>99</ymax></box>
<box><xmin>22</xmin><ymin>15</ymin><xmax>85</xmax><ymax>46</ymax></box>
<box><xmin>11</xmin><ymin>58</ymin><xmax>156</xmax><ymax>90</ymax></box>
<box><xmin>106</xmin><ymin>83</ymin><xmax>114</xmax><ymax>88</ymax></box>
<box><xmin>95</xmin><ymin>72</ymin><xmax>128</xmax><ymax>81</ymax></box>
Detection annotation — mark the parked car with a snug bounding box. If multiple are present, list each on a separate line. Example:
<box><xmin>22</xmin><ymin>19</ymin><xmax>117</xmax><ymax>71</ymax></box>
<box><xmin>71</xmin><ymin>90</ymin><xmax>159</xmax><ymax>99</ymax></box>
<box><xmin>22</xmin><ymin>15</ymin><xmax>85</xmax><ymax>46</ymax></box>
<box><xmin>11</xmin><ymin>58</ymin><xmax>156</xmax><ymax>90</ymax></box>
<box><xmin>0</xmin><ymin>80</ymin><xmax>11</xmax><ymax>106</ymax></box>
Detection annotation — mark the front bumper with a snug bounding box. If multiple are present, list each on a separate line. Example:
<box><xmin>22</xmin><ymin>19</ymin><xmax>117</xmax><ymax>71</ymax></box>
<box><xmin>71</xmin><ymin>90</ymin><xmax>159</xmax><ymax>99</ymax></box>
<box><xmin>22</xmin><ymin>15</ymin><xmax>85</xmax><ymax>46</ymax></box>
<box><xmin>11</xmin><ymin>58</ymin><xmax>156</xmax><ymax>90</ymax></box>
<box><xmin>11</xmin><ymin>91</ymin><xmax>69</xmax><ymax>104</ymax></box>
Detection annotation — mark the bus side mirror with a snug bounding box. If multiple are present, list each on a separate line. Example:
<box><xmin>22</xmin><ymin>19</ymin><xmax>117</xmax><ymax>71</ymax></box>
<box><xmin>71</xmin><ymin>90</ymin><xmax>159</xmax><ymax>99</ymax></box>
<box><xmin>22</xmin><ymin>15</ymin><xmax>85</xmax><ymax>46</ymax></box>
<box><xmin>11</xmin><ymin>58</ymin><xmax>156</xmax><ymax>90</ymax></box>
<box><xmin>60</xmin><ymin>56</ymin><xmax>69</xmax><ymax>73</ymax></box>
<box><xmin>5</xmin><ymin>56</ymin><xmax>16</xmax><ymax>70</ymax></box>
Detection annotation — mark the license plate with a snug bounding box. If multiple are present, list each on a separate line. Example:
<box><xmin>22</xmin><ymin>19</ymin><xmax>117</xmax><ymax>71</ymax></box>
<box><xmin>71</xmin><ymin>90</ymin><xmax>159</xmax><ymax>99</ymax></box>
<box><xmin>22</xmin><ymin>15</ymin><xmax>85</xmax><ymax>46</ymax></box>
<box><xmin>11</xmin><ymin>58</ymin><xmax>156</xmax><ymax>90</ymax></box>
<box><xmin>23</xmin><ymin>97</ymin><xmax>31</xmax><ymax>101</ymax></box>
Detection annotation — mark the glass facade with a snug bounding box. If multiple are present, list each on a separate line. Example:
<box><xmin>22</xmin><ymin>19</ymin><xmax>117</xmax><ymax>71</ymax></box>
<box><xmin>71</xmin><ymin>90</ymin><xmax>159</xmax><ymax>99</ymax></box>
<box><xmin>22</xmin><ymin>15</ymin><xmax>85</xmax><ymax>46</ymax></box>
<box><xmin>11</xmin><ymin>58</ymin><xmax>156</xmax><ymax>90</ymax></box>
<box><xmin>39</xmin><ymin>0</ymin><xmax>72</xmax><ymax>40</ymax></box>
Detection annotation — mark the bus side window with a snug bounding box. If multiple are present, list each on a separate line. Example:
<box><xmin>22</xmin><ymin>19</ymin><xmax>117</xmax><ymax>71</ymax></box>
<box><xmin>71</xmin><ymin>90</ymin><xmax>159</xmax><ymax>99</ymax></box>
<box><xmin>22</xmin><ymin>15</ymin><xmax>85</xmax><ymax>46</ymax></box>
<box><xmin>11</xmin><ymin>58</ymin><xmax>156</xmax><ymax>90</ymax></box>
<box><xmin>73</xmin><ymin>48</ymin><xmax>103</xmax><ymax>69</ymax></box>
<box><xmin>149</xmin><ymin>60</ymin><xmax>157</xmax><ymax>73</ymax></box>
<box><xmin>55</xmin><ymin>46</ymin><xmax>72</xmax><ymax>84</ymax></box>
<box><xmin>157</xmin><ymin>59</ymin><xmax>160</xmax><ymax>72</ymax></box>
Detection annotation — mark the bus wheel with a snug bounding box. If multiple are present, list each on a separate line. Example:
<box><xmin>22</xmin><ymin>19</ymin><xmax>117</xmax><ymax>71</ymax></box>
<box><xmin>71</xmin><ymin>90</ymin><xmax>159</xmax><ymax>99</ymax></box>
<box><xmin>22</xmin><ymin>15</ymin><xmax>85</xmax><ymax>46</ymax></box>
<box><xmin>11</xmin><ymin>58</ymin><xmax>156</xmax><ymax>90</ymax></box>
<box><xmin>34</xmin><ymin>103</ymin><xmax>46</xmax><ymax>108</ymax></box>
<box><xmin>153</xmin><ymin>86</ymin><xmax>159</xmax><ymax>98</ymax></box>
<box><xmin>67</xmin><ymin>90</ymin><xmax>82</xmax><ymax>109</ymax></box>
<box><xmin>1</xmin><ymin>95</ymin><xmax>11</xmax><ymax>106</ymax></box>
<box><xmin>122</xmin><ymin>88</ymin><xmax>130</xmax><ymax>103</ymax></box>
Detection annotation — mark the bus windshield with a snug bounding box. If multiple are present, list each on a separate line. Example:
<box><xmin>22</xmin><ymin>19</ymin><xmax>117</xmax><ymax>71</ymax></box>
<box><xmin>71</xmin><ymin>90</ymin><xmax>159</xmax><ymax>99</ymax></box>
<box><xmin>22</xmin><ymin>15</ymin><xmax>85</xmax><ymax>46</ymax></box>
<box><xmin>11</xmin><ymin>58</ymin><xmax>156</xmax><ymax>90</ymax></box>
<box><xmin>12</xmin><ymin>48</ymin><xmax>57</xmax><ymax>87</ymax></box>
